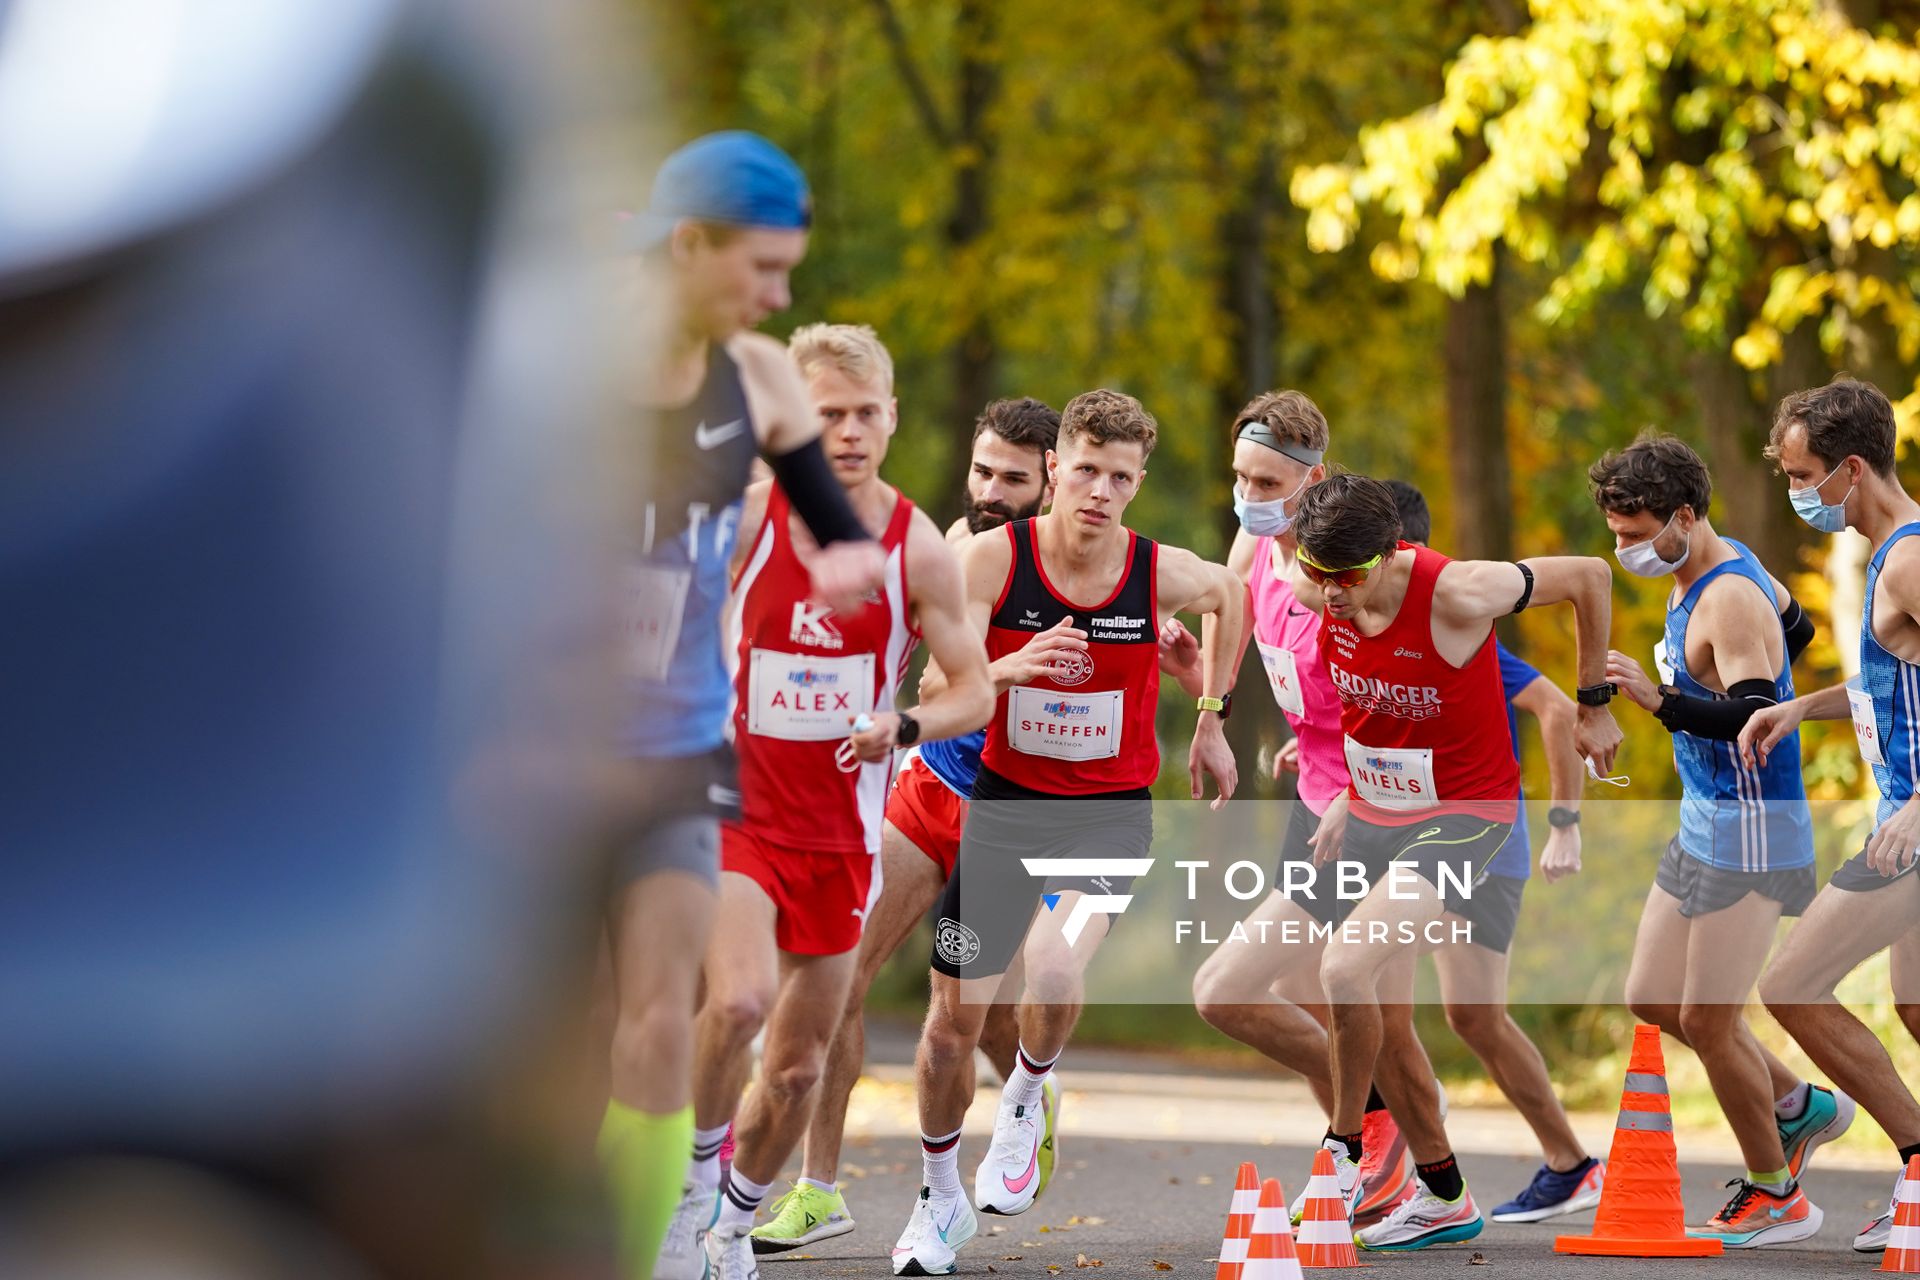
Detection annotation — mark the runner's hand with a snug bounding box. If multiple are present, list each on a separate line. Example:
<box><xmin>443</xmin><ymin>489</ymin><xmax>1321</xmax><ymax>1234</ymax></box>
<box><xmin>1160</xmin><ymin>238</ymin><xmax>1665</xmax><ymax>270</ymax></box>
<box><xmin>1274</xmin><ymin>737</ymin><xmax>1300</xmax><ymax>778</ymax></box>
<box><xmin>1604</xmin><ymin>650</ymin><xmax>1661</xmax><ymax>713</ymax></box>
<box><xmin>1737</xmin><ymin>699</ymin><xmax>1802</xmax><ymax>769</ymax></box>
<box><xmin>846</xmin><ymin>711</ymin><xmax>899</xmax><ymax>763</ymax></box>
<box><xmin>1309</xmin><ymin>791</ymin><xmax>1349</xmax><ymax>866</ymax></box>
<box><xmin>1190</xmin><ymin>715</ymin><xmax>1237</xmax><ymax>811</ymax></box>
<box><xmin>807</xmin><ymin>541</ymin><xmax>885</xmax><ymax>614</ymax></box>
<box><xmin>1002</xmin><ymin>615</ymin><xmax>1089</xmax><ymax>684</ymax></box>
<box><xmin>1866</xmin><ymin>795</ymin><xmax>1920</xmax><ymax>876</ymax></box>
<box><xmin>1158</xmin><ymin>618</ymin><xmax>1200</xmax><ymax>682</ymax></box>
<box><xmin>1540</xmin><ymin>823</ymin><xmax>1582</xmax><ymax>883</ymax></box>
<box><xmin>1574</xmin><ymin>704</ymin><xmax>1623</xmax><ymax>775</ymax></box>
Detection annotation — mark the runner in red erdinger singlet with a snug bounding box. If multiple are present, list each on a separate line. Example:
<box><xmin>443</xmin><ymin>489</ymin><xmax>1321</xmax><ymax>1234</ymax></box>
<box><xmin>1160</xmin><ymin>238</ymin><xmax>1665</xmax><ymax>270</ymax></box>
<box><xmin>1286</xmin><ymin>472</ymin><xmax>1621</xmax><ymax>1253</ymax></box>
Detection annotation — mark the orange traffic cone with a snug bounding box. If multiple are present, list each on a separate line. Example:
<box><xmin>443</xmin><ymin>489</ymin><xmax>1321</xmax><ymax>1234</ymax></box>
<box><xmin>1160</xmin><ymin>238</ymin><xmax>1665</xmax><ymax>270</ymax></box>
<box><xmin>1882</xmin><ymin>1154</ymin><xmax>1920</xmax><ymax>1273</ymax></box>
<box><xmin>1555</xmin><ymin>1024</ymin><xmax>1721</xmax><ymax>1257</ymax></box>
<box><xmin>1296</xmin><ymin>1148</ymin><xmax>1359</xmax><ymax>1268</ymax></box>
<box><xmin>1244</xmin><ymin>1177</ymin><xmax>1305</xmax><ymax>1280</ymax></box>
<box><xmin>1216</xmin><ymin>1161</ymin><xmax>1261</xmax><ymax>1280</ymax></box>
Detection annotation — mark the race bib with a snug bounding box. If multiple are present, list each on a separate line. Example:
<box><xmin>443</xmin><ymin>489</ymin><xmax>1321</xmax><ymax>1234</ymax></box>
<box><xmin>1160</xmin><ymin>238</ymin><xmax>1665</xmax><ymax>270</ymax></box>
<box><xmin>1258</xmin><ymin>640</ymin><xmax>1304</xmax><ymax>717</ymax></box>
<box><xmin>1653</xmin><ymin>638</ymin><xmax>1676</xmax><ymax>686</ymax></box>
<box><xmin>1343</xmin><ymin>736</ymin><xmax>1439</xmax><ymax>812</ymax></box>
<box><xmin>747</xmin><ymin>649</ymin><xmax>875</xmax><ymax>741</ymax></box>
<box><xmin>1849</xmin><ymin>681</ymin><xmax>1885</xmax><ymax>767</ymax></box>
<box><xmin>629</xmin><ymin>565</ymin><xmax>692</xmax><ymax>681</ymax></box>
<box><xmin>1007</xmin><ymin>685</ymin><xmax>1124</xmax><ymax>761</ymax></box>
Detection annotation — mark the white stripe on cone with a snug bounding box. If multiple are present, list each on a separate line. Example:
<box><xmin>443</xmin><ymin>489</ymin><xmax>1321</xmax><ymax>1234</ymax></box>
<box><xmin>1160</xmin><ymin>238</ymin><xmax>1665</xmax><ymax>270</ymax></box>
<box><xmin>1220</xmin><ymin>1239</ymin><xmax>1248</xmax><ymax>1263</ymax></box>
<box><xmin>1887</xmin><ymin>1224</ymin><xmax>1920</xmax><ymax>1249</ymax></box>
<box><xmin>1232</xmin><ymin>1190</ymin><xmax>1260</xmax><ymax>1212</ymax></box>
<box><xmin>1303</xmin><ymin>1174</ymin><xmax>1339</xmax><ymax>1197</ymax></box>
<box><xmin>1897</xmin><ymin>1180</ymin><xmax>1920</xmax><ymax>1205</ymax></box>
<box><xmin>1242</xmin><ymin>1256</ymin><xmax>1302</xmax><ymax>1280</ymax></box>
<box><xmin>1294</xmin><ymin>1219</ymin><xmax>1351</xmax><ymax>1246</ymax></box>
<box><xmin>1252</xmin><ymin>1206</ymin><xmax>1288</xmax><ymax>1233</ymax></box>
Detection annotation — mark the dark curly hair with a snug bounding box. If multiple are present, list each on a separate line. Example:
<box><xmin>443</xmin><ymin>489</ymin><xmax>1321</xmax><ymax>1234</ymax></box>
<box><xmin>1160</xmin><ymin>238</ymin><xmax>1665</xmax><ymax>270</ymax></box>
<box><xmin>975</xmin><ymin>397</ymin><xmax>1060</xmax><ymax>455</ymax></box>
<box><xmin>1293</xmin><ymin>473</ymin><xmax>1402</xmax><ymax>570</ymax></box>
<box><xmin>1768</xmin><ymin>375</ymin><xmax>1896</xmax><ymax>476</ymax></box>
<box><xmin>1588</xmin><ymin>429</ymin><xmax>1712</xmax><ymax>521</ymax></box>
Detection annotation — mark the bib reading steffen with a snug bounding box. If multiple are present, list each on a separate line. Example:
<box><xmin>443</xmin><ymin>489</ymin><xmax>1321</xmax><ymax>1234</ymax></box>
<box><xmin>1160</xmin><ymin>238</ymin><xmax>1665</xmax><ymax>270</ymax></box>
<box><xmin>749</xmin><ymin>649</ymin><xmax>876</xmax><ymax>741</ymax></box>
<box><xmin>1007</xmin><ymin>684</ymin><xmax>1124</xmax><ymax>761</ymax></box>
<box><xmin>1259</xmin><ymin>639</ymin><xmax>1304</xmax><ymax>717</ymax></box>
<box><xmin>1849</xmin><ymin>680</ymin><xmax>1885</xmax><ymax>767</ymax></box>
<box><xmin>1343</xmin><ymin>736</ymin><xmax>1439</xmax><ymax>812</ymax></box>
<box><xmin>629</xmin><ymin>564</ymin><xmax>692</xmax><ymax>681</ymax></box>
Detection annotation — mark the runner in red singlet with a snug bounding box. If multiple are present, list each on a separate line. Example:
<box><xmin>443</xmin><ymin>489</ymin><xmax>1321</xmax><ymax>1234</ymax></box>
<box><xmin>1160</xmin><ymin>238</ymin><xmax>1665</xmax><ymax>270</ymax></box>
<box><xmin>891</xmin><ymin>389</ymin><xmax>1245</xmax><ymax>1277</ymax></box>
<box><xmin>687</xmin><ymin>325</ymin><xmax>993</xmax><ymax>1280</ymax></box>
<box><xmin>1288</xmin><ymin>474</ymin><xmax>1620</xmax><ymax>1252</ymax></box>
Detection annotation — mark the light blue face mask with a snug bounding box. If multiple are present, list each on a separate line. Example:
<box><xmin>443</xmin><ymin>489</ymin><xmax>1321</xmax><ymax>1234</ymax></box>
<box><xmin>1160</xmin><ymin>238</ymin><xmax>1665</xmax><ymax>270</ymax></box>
<box><xmin>1790</xmin><ymin>463</ymin><xmax>1855</xmax><ymax>533</ymax></box>
<box><xmin>1233</xmin><ymin>476</ymin><xmax>1308</xmax><ymax>537</ymax></box>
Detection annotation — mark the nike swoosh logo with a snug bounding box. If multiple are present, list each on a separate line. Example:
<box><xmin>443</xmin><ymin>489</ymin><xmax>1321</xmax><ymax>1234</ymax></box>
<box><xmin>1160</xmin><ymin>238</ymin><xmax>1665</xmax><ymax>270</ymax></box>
<box><xmin>1002</xmin><ymin>1139</ymin><xmax>1040</xmax><ymax>1195</ymax></box>
<box><xmin>695</xmin><ymin>418</ymin><xmax>748</xmax><ymax>450</ymax></box>
<box><xmin>1288</xmin><ymin>607</ymin><xmax>1308</xmax><ymax>617</ymax></box>
<box><xmin>937</xmin><ymin>1203</ymin><xmax>959</xmax><ymax>1238</ymax></box>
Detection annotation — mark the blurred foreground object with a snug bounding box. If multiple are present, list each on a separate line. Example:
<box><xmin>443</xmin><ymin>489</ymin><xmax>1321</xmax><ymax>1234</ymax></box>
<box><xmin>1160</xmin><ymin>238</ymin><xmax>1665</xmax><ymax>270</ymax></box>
<box><xmin>0</xmin><ymin>0</ymin><xmax>642</xmax><ymax>1274</ymax></box>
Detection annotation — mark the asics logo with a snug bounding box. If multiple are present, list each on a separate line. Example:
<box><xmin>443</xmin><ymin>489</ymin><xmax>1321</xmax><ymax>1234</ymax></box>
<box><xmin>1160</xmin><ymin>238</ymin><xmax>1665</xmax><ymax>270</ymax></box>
<box><xmin>695</xmin><ymin>418</ymin><xmax>748</xmax><ymax>450</ymax></box>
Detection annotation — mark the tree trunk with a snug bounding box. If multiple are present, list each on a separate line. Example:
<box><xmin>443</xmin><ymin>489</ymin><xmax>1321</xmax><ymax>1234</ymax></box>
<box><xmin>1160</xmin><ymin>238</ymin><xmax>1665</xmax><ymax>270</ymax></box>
<box><xmin>939</xmin><ymin>0</ymin><xmax>998</xmax><ymax>526</ymax></box>
<box><xmin>1443</xmin><ymin>249</ymin><xmax>1514</xmax><ymax>565</ymax></box>
<box><xmin>1690</xmin><ymin>343</ymin><xmax>1805</xmax><ymax>576</ymax></box>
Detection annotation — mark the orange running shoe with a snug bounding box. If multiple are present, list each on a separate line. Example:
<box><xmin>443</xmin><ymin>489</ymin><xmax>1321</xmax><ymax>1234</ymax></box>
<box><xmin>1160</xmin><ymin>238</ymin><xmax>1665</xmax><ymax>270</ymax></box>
<box><xmin>1352</xmin><ymin>1108</ymin><xmax>1415</xmax><ymax>1227</ymax></box>
<box><xmin>1687</xmin><ymin>1179</ymin><xmax>1824</xmax><ymax>1248</ymax></box>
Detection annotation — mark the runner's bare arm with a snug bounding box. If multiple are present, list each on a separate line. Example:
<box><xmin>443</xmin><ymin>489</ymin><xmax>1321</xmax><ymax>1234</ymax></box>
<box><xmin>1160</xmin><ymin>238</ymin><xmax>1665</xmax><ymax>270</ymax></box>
<box><xmin>944</xmin><ymin>516</ymin><xmax>971</xmax><ymax>546</ymax></box>
<box><xmin>1226</xmin><ymin>528</ymin><xmax>1258</xmax><ymax>582</ymax></box>
<box><xmin>848</xmin><ymin>513</ymin><xmax>993</xmax><ymax>760</ymax></box>
<box><xmin>1159</xmin><ymin>545</ymin><xmax>1243</xmax><ymax>808</ymax></box>
<box><xmin>729</xmin><ymin>479</ymin><xmax>774</xmax><ymax>576</ymax></box>
<box><xmin>1511</xmin><ymin>675</ymin><xmax>1583</xmax><ymax>881</ymax></box>
<box><xmin>1697</xmin><ymin>578</ymin><xmax>1787</xmax><ymax>692</ymax></box>
<box><xmin>917</xmin><ymin>529</ymin><xmax>1087</xmax><ymax>701</ymax></box>
<box><xmin>732</xmin><ymin>331</ymin><xmax>819</xmax><ymax>454</ymax></box>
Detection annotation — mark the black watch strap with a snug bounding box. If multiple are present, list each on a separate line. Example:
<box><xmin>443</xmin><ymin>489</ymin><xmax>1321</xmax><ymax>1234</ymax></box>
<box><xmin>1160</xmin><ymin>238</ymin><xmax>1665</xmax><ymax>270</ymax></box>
<box><xmin>1576</xmin><ymin>682</ymin><xmax>1616</xmax><ymax>707</ymax></box>
<box><xmin>1548</xmin><ymin>806</ymin><xmax>1581</xmax><ymax>829</ymax></box>
<box><xmin>895</xmin><ymin>713</ymin><xmax>921</xmax><ymax>747</ymax></box>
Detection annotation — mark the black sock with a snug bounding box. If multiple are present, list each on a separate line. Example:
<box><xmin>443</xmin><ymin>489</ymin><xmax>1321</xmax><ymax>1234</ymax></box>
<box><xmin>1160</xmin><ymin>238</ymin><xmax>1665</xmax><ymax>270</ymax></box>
<box><xmin>1327</xmin><ymin>1129</ymin><xmax>1364</xmax><ymax>1167</ymax></box>
<box><xmin>1901</xmin><ymin>1141</ymin><xmax>1920</xmax><ymax>1167</ymax></box>
<box><xmin>1364</xmin><ymin>1085</ymin><xmax>1388</xmax><ymax>1114</ymax></box>
<box><xmin>1418</xmin><ymin>1154</ymin><xmax>1464</xmax><ymax>1202</ymax></box>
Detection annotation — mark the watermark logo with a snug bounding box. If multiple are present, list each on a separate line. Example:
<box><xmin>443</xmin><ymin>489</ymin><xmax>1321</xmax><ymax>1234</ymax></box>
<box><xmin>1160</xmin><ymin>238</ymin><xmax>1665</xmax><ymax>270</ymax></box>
<box><xmin>1021</xmin><ymin>857</ymin><xmax>1154</xmax><ymax>943</ymax></box>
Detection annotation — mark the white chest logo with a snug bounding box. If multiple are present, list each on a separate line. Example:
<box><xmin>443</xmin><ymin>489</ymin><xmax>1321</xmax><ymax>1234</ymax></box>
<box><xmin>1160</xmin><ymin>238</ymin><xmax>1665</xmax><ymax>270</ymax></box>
<box><xmin>790</xmin><ymin>601</ymin><xmax>844</xmax><ymax>649</ymax></box>
<box><xmin>1051</xmin><ymin>649</ymin><xmax>1095</xmax><ymax>686</ymax></box>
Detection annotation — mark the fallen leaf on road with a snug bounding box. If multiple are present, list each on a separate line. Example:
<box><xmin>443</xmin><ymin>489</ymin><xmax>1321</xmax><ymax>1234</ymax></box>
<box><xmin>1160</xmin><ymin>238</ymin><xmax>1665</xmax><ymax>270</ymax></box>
<box><xmin>1469</xmin><ymin>1253</ymin><xmax>1487</xmax><ymax>1265</ymax></box>
<box><xmin>1047</xmin><ymin>1267</ymin><xmax>1062</xmax><ymax>1274</ymax></box>
<box><xmin>1150</xmin><ymin>1261</ymin><xmax>1174</xmax><ymax>1270</ymax></box>
<box><xmin>1002</xmin><ymin>1256</ymin><xmax>1023</xmax><ymax>1262</ymax></box>
<box><xmin>1196</xmin><ymin>1176</ymin><xmax>1214</xmax><ymax>1186</ymax></box>
<box><xmin>1066</xmin><ymin>1216</ymin><xmax>1106</xmax><ymax>1226</ymax></box>
<box><xmin>1074</xmin><ymin>1255</ymin><xmax>1104</xmax><ymax>1268</ymax></box>
<box><xmin>987</xmin><ymin>1267</ymin><xmax>997</xmax><ymax>1274</ymax></box>
<box><xmin>1039</xmin><ymin>1225</ymin><xmax>1054</xmax><ymax>1233</ymax></box>
<box><xmin>1020</xmin><ymin>1241</ymin><xmax>1042</xmax><ymax>1248</ymax></box>
<box><xmin>1167</xmin><ymin>1177</ymin><xmax>1181</xmax><ymax>1185</ymax></box>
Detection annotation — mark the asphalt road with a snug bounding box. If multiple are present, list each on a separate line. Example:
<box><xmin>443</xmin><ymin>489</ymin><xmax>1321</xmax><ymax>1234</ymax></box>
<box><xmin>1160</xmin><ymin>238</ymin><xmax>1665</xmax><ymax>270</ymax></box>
<box><xmin>757</xmin><ymin>1133</ymin><xmax>1896</xmax><ymax>1279</ymax></box>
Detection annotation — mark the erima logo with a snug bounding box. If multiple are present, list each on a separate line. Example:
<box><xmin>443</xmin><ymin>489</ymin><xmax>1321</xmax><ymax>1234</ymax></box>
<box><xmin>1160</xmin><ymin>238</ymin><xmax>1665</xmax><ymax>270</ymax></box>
<box><xmin>790</xmin><ymin>601</ymin><xmax>843</xmax><ymax>649</ymax></box>
<box><xmin>1025</xmin><ymin>609</ymin><xmax>1041</xmax><ymax>620</ymax></box>
<box><xmin>1022</xmin><ymin>858</ymin><xmax>1154</xmax><ymax>944</ymax></box>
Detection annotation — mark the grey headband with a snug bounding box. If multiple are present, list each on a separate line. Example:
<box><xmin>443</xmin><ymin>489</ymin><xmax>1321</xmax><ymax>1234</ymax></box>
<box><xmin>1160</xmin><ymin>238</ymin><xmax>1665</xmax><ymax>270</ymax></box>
<box><xmin>1236</xmin><ymin>420</ymin><xmax>1324</xmax><ymax>467</ymax></box>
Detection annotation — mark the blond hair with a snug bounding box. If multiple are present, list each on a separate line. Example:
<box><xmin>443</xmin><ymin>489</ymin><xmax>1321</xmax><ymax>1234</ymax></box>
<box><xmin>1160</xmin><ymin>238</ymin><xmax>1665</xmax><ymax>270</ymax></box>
<box><xmin>788</xmin><ymin>323</ymin><xmax>894</xmax><ymax>392</ymax></box>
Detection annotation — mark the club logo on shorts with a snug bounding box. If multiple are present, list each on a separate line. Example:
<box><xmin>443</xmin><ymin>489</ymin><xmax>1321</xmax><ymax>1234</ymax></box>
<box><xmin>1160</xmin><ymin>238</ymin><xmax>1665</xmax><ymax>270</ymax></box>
<box><xmin>935</xmin><ymin>917</ymin><xmax>982</xmax><ymax>966</ymax></box>
<box><xmin>1051</xmin><ymin>649</ymin><xmax>1095</xmax><ymax>686</ymax></box>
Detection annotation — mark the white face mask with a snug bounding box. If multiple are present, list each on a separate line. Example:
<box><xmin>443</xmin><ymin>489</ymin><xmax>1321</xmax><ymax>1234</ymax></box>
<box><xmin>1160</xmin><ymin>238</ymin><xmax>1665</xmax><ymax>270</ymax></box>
<box><xmin>1614</xmin><ymin>511</ymin><xmax>1690</xmax><ymax>578</ymax></box>
<box><xmin>1233</xmin><ymin>476</ymin><xmax>1308</xmax><ymax>537</ymax></box>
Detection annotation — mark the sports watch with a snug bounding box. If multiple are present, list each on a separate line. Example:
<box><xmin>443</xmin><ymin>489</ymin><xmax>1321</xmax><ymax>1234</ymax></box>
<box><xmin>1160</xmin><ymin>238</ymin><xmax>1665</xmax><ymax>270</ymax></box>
<box><xmin>1575</xmin><ymin>682</ymin><xmax>1617</xmax><ymax>707</ymax></box>
<box><xmin>895</xmin><ymin>713</ymin><xmax>921</xmax><ymax>747</ymax></box>
<box><xmin>1547</xmin><ymin>807</ymin><xmax>1581</xmax><ymax>829</ymax></box>
<box><xmin>1197</xmin><ymin>693</ymin><xmax>1233</xmax><ymax>720</ymax></box>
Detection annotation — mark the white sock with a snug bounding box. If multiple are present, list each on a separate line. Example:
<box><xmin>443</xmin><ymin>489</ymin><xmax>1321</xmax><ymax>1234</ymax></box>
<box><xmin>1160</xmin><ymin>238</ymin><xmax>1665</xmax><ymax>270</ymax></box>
<box><xmin>922</xmin><ymin>1128</ymin><xmax>963</xmax><ymax>1200</ymax></box>
<box><xmin>1776</xmin><ymin>1082</ymin><xmax>1811</xmax><ymax>1121</ymax></box>
<box><xmin>715</xmin><ymin>1168</ymin><xmax>773</xmax><ymax>1235</ymax></box>
<box><xmin>800</xmin><ymin>1176</ymin><xmax>836</xmax><ymax>1194</ymax></box>
<box><xmin>1005</xmin><ymin>1042</ymin><xmax>1059</xmax><ymax>1110</ymax></box>
<box><xmin>690</xmin><ymin>1123</ymin><xmax>730</xmax><ymax>1190</ymax></box>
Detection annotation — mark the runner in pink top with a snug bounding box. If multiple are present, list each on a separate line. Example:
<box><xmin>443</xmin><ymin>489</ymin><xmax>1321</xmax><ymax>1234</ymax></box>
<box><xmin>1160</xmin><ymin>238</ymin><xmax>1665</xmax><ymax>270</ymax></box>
<box><xmin>1249</xmin><ymin>532</ymin><xmax>1346</xmax><ymax>815</ymax></box>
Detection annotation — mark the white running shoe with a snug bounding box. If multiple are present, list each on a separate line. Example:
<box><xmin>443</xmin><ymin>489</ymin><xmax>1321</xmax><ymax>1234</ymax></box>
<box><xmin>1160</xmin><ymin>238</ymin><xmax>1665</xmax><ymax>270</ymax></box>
<box><xmin>1855</xmin><ymin>1170</ymin><xmax>1902</xmax><ymax>1253</ymax></box>
<box><xmin>1292</xmin><ymin>1136</ymin><xmax>1364</xmax><ymax>1224</ymax></box>
<box><xmin>891</xmin><ymin>1186</ymin><xmax>978</xmax><ymax>1276</ymax></box>
<box><xmin>655</xmin><ymin>1181</ymin><xmax>719</xmax><ymax>1280</ymax></box>
<box><xmin>703</xmin><ymin>1222</ymin><xmax>758</xmax><ymax>1280</ymax></box>
<box><xmin>974</xmin><ymin>1094</ymin><xmax>1046</xmax><ymax>1215</ymax></box>
<box><xmin>1356</xmin><ymin>1179</ymin><xmax>1484</xmax><ymax>1251</ymax></box>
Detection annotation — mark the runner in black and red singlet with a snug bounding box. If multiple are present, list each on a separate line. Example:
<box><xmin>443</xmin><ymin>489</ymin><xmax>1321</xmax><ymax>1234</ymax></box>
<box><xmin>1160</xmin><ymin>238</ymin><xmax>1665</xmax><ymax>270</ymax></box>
<box><xmin>1286</xmin><ymin>474</ymin><xmax>1620</xmax><ymax>1253</ymax></box>
<box><xmin>891</xmin><ymin>389</ymin><xmax>1245</xmax><ymax>1277</ymax></box>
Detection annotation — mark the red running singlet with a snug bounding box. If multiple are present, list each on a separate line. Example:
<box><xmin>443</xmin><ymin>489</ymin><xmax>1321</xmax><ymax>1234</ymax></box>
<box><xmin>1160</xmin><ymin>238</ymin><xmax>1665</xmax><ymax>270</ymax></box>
<box><xmin>1316</xmin><ymin>543</ymin><xmax>1519</xmax><ymax>826</ymax></box>
<box><xmin>979</xmin><ymin>519</ymin><xmax>1161</xmax><ymax>795</ymax></box>
<box><xmin>727</xmin><ymin>486</ymin><xmax>920</xmax><ymax>853</ymax></box>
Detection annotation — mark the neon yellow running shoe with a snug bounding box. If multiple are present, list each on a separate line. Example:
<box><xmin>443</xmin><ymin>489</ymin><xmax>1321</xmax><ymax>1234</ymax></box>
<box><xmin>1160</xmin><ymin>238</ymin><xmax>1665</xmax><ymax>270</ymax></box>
<box><xmin>750</xmin><ymin>1181</ymin><xmax>855</xmax><ymax>1254</ymax></box>
<box><xmin>1036</xmin><ymin>1075</ymin><xmax>1061</xmax><ymax>1199</ymax></box>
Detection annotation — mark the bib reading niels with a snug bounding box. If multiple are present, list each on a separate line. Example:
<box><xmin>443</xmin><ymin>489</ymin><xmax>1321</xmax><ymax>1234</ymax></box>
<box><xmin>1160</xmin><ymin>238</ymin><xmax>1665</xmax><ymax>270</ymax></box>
<box><xmin>748</xmin><ymin>649</ymin><xmax>875</xmax><ymax>741</ymax></box>
<box><xmin>1343</xmin><ymin>736</ymin><xmax>1438</xmax><ymax>812</ymax></box>
<box><xmin>1259</xmin><ymin>640</ymin><xmax>1304</xmax><ymax>717</ymax></box>
<box><xmin>1849</xmin><ymin>681</ymin><xmax>1885</xmax><ymax>767</ymax></box>
<box><xmin>1007</xmin><ymin>685</ymin><xmax>1124</xmax><ymax>761</ymax></box>
<box><xmin>629</xmin><ymin>565</ymin><xmax>692</xmax><ymax>681</ymax></box>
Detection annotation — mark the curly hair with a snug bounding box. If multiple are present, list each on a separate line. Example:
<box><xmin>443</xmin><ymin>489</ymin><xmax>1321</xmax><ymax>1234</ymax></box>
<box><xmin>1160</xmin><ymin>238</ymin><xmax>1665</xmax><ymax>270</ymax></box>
<box><xmin>975</xmin><ymin>396</ymin><xmax>1060</xmax><ymax>454</ymax></box>
<box><xmin>1059</xmin><ymin>388</ymin><xmax>1158</xmax><ymax>458</ymax></box>
<box><xmin>1588</xmin><ymin>429</ymin><xmax>1712</xmax><ymax>521</ymax></box>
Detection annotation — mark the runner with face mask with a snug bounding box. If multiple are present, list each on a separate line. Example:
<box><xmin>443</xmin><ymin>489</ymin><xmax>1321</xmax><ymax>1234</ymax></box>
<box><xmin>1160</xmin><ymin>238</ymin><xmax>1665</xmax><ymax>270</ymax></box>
<box><xmin>1590</xmin><ymin>431</ymin><xmax>1842</xmax><ymax>1249</ymax></box>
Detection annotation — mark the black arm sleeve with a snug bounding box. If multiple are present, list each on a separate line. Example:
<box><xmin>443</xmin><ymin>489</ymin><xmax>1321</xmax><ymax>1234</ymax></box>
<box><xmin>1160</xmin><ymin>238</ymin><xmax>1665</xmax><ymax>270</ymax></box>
<box><xmin>766</xmin><ymin>436</ymin><xmax>872</xmax><ymax>546</ymax></box>
<box><xmin>1654</xmin><ymin>678</ymin><xmax>1779</xmax><ymax>742</ymax></box>
<box><xmin>1780</xmin><ymin>596</ymin><xmax>1815</xmax><ymax>665</ymax></box>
